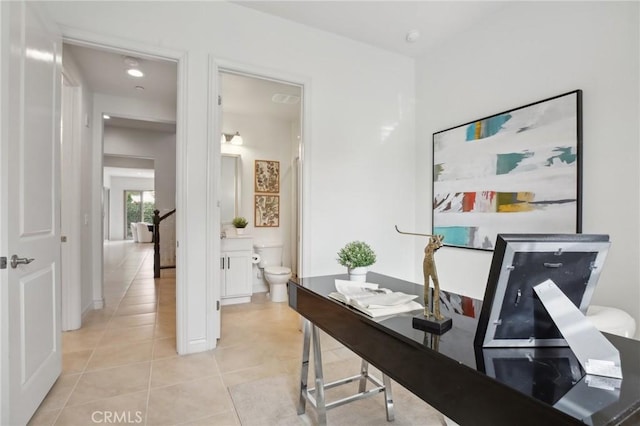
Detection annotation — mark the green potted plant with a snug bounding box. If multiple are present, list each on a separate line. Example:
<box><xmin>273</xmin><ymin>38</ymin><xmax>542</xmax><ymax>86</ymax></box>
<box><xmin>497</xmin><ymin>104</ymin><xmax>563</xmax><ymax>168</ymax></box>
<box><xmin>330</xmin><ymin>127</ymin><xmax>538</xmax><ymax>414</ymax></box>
<box><xmin>232</xmin><ymin>216</ymin><xmax>248</xmax><ymax>235</ymax></box>
<box><xmin>337</xmin><ymin>241</ymin><xmax>376</xmax><ymax>281</ymax></box>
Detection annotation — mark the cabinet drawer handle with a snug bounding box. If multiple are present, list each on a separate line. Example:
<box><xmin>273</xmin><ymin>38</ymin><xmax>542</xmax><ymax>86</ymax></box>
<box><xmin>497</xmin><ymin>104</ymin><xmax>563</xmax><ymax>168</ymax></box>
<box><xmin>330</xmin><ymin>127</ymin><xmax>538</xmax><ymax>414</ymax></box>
<box><xmin>227</xmin><ymin>257</ymin><xmax>230</xmax><ymax>269</ymax></box>
<box><xmin>221</xmin><ymin>257</ymin><xmax>224</xmax><ymax>269</ymax></box>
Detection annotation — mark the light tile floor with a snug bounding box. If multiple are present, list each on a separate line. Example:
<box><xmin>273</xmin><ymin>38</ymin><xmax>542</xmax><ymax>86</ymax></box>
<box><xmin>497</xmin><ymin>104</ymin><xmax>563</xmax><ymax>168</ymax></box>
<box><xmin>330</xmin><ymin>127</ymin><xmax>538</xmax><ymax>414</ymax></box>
<box><xmin>29</xmin><ymin>241</ymin><xmax>444</xmax><ymax>426</ymax></box>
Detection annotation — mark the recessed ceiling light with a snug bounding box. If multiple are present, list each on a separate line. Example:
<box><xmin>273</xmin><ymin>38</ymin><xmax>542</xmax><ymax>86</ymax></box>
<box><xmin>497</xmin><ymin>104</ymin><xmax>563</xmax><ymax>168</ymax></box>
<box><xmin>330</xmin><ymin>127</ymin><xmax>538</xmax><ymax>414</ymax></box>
<box><xmin>406</xmin><ymin>30</ymin><xmax>420</xmax><ymax>43</ymax></box>
<box><xmin>103</xmin><ymin>114</ymin><xmax>111</xmax><ymax>119</ymax></box>
<box><xmin>127</xmin><ymin>68</ymin><xmax>144</xmax><ymax>78</ymax></box>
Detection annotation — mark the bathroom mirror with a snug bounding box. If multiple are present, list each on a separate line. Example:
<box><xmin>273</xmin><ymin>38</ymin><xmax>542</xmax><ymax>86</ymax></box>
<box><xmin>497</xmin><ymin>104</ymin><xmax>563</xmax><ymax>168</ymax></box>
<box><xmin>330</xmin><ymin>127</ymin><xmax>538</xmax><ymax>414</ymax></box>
<box><xmin>221</xmin><ymin>154</ymin><xmax>241</xmax><ymax>224</ymax></box>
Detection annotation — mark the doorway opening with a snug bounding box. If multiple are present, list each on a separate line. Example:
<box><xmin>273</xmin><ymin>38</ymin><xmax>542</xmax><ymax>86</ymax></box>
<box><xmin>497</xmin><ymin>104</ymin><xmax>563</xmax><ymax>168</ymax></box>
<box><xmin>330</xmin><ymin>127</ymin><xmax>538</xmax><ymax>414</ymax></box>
<box><xmin>218</xmin><ymin>69</ymin><xmax>304</xmax><ymax>300</ymax></box>
<box><xmin>124</xmin><ymin>190</ymin><xmax>155</xmax><ymax>239</ymax></box>
<box><xmin>60</xmin><ymin>40</ymin><xmax>179</xmax><ymax>338</ymax></box>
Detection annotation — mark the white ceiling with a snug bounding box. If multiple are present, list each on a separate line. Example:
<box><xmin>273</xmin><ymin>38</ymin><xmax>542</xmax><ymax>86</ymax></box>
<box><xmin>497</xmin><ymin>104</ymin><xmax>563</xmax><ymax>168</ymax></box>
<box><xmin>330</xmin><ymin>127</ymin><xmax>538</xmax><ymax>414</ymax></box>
<box><xmin>234</xmin><ymin>1</ymin><xmax>510</xmax><ymax>58</ymax></box>
<box><xmin>64</xmin><ymin>43</ymin><xmax>177</xmax><ymax>108</ymax></box>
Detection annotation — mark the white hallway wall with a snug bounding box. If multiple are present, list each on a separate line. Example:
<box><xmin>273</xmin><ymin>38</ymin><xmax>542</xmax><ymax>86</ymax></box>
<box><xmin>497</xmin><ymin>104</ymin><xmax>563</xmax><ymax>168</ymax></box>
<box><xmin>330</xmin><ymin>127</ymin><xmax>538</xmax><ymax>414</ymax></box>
<box><xmin>45</xmin><ymin>1</ymin><xmax>416</xmax><ymax>352</ymax></box>
<box><xmin>416</xmin><ymin>2</ymin><xmax>640</xmax><ymax>336</ymax></box>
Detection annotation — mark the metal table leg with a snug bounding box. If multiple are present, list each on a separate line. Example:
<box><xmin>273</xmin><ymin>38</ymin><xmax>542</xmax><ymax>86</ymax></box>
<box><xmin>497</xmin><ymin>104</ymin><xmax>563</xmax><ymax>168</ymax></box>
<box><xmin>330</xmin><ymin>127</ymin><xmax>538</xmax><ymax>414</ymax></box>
<box><xmin>312</xmin><ymin>324</ymin><xmax>327</xmax><ymax>425</ymax></box>
<box><xmin>297</xmin><ymin>319</ymin><xmax>394</xmax><ymax>425</ymax></box>
<box><xmin>383</xmin><ymin>372</ymin><xmax>395</xmax><ymax>421</ymax></box>
<box><xmin>297</xmin><ymin>319</ymin><xmax>311</xmax><ymax>415</ymax></box>
<box><xmin>359</xmin><ymin>360</ymin><xmax>369</xmax><ymax>393</ymax></box>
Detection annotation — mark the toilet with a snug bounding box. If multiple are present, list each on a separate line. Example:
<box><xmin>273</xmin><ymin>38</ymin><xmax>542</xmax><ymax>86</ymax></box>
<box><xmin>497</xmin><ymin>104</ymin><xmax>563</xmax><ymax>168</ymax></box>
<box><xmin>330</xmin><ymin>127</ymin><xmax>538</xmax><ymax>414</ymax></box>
<box><xmin>254</xmin><ymin>242</ymin><xmax>292</xmax><ymax>302</ymax></box>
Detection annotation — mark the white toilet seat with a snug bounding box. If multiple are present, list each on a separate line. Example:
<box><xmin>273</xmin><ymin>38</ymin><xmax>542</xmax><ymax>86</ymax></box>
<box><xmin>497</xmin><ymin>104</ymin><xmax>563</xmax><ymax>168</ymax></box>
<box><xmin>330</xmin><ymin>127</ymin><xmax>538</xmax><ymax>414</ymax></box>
<box><xmin>265</xmin><ymin>266</ymin><xmax>291</xmax><ymax>275</ymax></box>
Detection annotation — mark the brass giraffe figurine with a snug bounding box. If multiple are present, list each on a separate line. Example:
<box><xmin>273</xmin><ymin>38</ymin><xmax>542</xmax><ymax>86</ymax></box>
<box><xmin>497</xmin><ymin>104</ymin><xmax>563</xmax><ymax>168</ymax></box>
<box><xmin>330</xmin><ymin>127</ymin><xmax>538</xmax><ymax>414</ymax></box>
<box><xmin>423</xmin><ymin>235</ymin><xmax>444</xmax><ymax>320</ymax></box>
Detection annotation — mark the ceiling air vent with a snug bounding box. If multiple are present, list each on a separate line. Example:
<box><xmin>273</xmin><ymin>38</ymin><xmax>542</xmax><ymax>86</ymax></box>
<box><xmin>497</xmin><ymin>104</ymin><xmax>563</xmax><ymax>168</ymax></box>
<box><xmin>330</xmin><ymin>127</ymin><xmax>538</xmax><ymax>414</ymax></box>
<box><xmin>272</xmin><ymin>93</ymin><xmax>300</xmax><ymax>105</ymax></box>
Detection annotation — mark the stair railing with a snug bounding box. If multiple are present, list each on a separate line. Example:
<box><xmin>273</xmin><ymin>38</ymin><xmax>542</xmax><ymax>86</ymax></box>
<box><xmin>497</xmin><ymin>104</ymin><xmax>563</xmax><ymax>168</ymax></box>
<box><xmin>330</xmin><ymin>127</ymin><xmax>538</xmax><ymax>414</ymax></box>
<box><xmin>153</xmin><ymin>208</ymin><xmax>176</xmax><ymax>278</ymax></box>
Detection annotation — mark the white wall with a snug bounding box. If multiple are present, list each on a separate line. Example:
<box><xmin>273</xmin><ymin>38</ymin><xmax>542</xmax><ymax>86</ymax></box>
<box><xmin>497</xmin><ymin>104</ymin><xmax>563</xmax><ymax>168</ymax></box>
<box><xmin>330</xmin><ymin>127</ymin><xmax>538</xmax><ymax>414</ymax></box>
<box><xmin>107</xmin><ymin>176</ymin><xmax>154</xmax><ymax>241</ymax></box>
<box><xmin>103</xmin><ymin>125</ymin><xmax>177</xmax><ymax>223</ymax></box>
<box><xmin>221</xmin><ymin>112</ymin><xmax>297</xmax><ymax>293</ymax></box>
<box><xmin>104</xmin><ymin>156</ymin><xmax>154</xmax><ymax>169</ymax></box>
<box><xmin>98</xmin><ymin>93</ymin><xmax>176</xmax><ymax>124</ymax></box>
<box><xmin>103</xmin><ymin>125</ymin><xmax>176</xmax><ymax>265</ymax></box>
<box><xmin>44</xmin><ymin>1</ymin><xmax>416</xmax><ymax>353</ymax></box>
<box><xmin>416</xmin><ymin>2</ymin><xmax>640</xmax><ymax>336</ymax></box>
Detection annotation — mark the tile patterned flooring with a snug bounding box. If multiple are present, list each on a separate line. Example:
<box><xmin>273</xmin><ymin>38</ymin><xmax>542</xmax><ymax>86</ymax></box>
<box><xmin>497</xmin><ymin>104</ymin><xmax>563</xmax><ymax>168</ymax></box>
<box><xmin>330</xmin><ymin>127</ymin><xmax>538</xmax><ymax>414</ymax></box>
<box><xmin>28</xmin><ymin>241</ymin><xmax>444</xmax><ymax>426</ymax></box>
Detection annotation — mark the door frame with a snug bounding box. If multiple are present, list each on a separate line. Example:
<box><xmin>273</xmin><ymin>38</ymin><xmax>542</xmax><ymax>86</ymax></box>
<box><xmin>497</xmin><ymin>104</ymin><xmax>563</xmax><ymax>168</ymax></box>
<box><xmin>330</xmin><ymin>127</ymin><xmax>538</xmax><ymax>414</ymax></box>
<box><xmin>60</xmin><ymin>72</ymin><xmax>82</xmax><ymax>331</ymax></box>
<box><xmin>60</xmin><ymin>28</ymin><xmax>190</xmax><ymax>350</ymax></box>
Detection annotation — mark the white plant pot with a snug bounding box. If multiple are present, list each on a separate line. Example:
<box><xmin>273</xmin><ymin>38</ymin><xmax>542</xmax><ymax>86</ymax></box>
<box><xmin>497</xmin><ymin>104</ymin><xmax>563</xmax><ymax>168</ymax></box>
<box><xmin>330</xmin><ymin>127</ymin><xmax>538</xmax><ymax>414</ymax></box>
<box><xmin>236</xmin><ymin>228</ymin><xmax>245</xmax><ymax>235</ymax></box>
<box><xmin>348</xmin><ymin>267</ymin><xmax>368</xmax><ymax>282</ymax></box>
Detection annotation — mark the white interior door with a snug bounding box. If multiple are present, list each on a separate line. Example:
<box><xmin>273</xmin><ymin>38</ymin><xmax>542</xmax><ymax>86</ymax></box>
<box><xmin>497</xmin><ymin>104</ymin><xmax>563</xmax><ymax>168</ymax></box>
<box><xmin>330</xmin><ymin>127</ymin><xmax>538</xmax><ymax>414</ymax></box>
<box><xmin>0</xmin><ymin>2</ymin><xmax>62</xmax><ymax>424</ymax></box>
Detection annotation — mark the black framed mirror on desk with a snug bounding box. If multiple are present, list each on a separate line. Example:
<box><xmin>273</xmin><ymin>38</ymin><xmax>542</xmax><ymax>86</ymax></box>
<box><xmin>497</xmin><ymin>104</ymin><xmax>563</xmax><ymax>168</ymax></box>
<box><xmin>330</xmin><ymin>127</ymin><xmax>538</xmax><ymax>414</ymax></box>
<box><xmin>288</xmin><ymin>272</ymin><xmax>640</xmax><ymax>425</ymax></box>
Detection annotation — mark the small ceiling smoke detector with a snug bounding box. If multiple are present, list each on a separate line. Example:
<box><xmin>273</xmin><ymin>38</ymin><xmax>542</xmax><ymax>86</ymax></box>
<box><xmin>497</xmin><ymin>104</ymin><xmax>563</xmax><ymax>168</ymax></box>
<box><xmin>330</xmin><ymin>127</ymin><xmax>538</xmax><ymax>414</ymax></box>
<box><xmin>272</xmin><ymin>93</ymin><xmax>301</xmax><ymax>105</ymax></box>
<box><xmin>406</xmin><ymin>30</ymin><xmax>420</xmax><ymax>43</ymax></box>
<box><xmin>123</xmin><ymin>56</ymin><xmax>139</xmax><ymax>67</ymax></box>
<box><xmin>135</xmin><ymin>85</ymin><xmax>145</xmax><ymax>91</ymax></box>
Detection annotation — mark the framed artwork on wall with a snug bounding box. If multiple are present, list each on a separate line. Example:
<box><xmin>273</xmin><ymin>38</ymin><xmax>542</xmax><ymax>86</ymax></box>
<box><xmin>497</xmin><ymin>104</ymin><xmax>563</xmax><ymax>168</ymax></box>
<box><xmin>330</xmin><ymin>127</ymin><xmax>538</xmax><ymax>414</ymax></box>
<box><xmin>255</xmin><ymin>160</ymin><xmax>280</xmax><ymax>193</ymax></box>
<box><xmin>432</xmin><ymin>90</ymin><xmax>582</xmax><ymax>250</ymax></box>
<box><xmin>255</xmin><ymin>194</ymin><xmax>279</xmax><ymax>227</ymax></box>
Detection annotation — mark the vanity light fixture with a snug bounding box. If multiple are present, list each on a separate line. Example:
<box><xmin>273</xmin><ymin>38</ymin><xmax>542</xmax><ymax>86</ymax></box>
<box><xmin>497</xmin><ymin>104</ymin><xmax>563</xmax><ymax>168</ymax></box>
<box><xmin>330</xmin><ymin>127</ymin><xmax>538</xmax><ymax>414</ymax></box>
<box><xmin>221</xmin><ymin>132</ymin><xmax>243</xmax><ymax>146</ymax></box>
<box><xmin>103</xmin><ymin>114</ymin><xmax>111</xmax><ymax>119</ymax></box>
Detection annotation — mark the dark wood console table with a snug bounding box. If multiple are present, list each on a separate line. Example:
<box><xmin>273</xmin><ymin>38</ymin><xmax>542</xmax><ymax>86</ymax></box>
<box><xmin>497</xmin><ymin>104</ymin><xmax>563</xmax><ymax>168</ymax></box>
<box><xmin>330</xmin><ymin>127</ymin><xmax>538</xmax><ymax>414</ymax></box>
<box><xmin>288</xmin><ymin>272</ymin><xmax>640</xmax><ymax>425</ymax></box>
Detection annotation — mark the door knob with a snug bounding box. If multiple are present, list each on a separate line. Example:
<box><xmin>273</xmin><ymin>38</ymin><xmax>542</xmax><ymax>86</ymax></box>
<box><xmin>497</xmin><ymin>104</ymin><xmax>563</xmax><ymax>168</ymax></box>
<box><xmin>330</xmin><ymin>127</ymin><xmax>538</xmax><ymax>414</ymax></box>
<box><xmin>10</xmin><ymin>255</ymin><xmax>35</xmax><ymax>269</ymax></box>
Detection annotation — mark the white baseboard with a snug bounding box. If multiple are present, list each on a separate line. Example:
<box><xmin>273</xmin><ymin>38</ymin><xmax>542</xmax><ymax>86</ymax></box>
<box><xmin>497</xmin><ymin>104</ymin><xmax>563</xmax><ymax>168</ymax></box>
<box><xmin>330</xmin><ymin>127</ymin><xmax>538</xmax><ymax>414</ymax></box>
<box><xmin>179</xmin><ymin>338</ymin><xmax>209</xmax><ymax>355</ymax></box>
<box><xmin>253</xmin><ymin>282</ymin><xmax>268</xmax><ymax>293</ymax></box>
<box><xmin>221</xmin><ymin>296</ymin><xmax>251</xmax><ymax>306</ymax></box>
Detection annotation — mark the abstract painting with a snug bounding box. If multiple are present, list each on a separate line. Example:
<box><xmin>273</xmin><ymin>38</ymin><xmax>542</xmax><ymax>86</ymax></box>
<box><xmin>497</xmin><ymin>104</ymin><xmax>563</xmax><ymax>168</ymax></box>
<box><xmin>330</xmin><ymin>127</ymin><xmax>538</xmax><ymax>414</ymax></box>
<box><xmin>432</xmin><ymin>90</ymin><xmax>582</xmax><ymax>250</ymax></box>
<box><xmin>255</xmin><ymin>195</ymin><xmax>279</xmax><ymax>227</ymax></box>
<box><xmin>255</xmin><ymin>160</ymin><xmax>280</xmax><ymax>193</ymax></box>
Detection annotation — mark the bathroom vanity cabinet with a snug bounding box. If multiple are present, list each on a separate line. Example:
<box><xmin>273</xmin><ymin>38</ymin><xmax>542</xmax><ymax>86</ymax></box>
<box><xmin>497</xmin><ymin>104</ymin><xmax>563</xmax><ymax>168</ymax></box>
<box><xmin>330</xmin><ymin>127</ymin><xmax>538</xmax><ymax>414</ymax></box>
<box><xmin>220</xmin><ymin>237</ymin><xmax>253</xmax><ymax>305</ymax></box>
